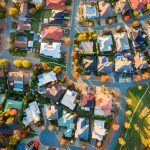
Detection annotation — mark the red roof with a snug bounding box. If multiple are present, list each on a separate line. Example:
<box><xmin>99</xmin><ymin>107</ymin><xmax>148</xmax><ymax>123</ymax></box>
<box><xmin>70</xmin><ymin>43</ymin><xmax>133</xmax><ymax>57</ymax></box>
<box><xmin>130</xmin><ymin>0</ymin><xmax>150</xmax><ymax>10</ymax></box>
<box><xmin>43</xmin><ymin>27</ymin><xmax>63</xmax><ymax>40</ymax></box>
<box><xmin>46</xmin><ymin>0</ymin><xmax>65</xmax><ymax>9</ymax></box>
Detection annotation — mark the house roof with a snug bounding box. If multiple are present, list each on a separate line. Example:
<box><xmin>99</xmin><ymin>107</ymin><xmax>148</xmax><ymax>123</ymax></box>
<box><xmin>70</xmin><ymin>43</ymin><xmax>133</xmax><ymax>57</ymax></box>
<box><xmin>98</xmin><ymin>1</ymin><xmax>114</xmax><ymax>19</ymax></box>
<box><xmin>83</xmin><ymin>55</ymin><xmax>97</xmax><ymax>71</ymax></box>
<box><xmin>80</xmin><ymin>41</ymin><xmax>93</xmax><ymax>52</ymax></box>
<box><xmin>81</xmin><ymin>93</ymin><xmax>95</xmax><ymax>109</ymax></box>
<box><xmin>134</xmin><ymin>52</ymin><xmax>148</xmax><ymax>70</ymax></box>
<box><xmin>24</xmin><ymin>101</ymin><xmax>40</xmax><ymax>126</ymax></box>
<box><xmin>97</xmin><ymin>56</ymin><xmax>113</xmax><ymax>73</ymax></box>
<box><xmin>46</xmin><ymin>0</ymin><xmax>65</xmax><ymax>10</ymax></box>
<box><xmin>43</xmin><ymin>27</ymin><xmax>63</xmax><ymax>40</ymax></box>
<box><xmin>14</xmin><ymin>36</ymin><xmax>28</xmax><ymax>48</ymax></box>
<box><xmin>84</xmin><ymin>5</ymin><xmax>99</xmax><ymax>19</ymax></box>
<box><xmin>115</xmin><ymin>55</ymin><xmax>133</xmax><ymax>72</ymax></box>
<box><xmin>131</xmin><ymin>29</ymin><xmax>147</xmax><ymax>48</ymax></box>
<box><xmin>38</xmin><ymin>71</ymin><xmax>57</xmax><ymax>87</ymax></box>
<box><xmin>44</xmin><ymin>105</ymin><xmax>58</xmax><ymax>120</ymax></box>
<box><xmin>92</xmin><ymin>120</ymin><xmax>106</xmax><ymax>141</ymax></box>
<box><xmin>40</xmin><ymin>42</ymin><xmax>61</xmax><ymax>58</ymax></box>
<box><xmin>114</xmin><ymin>32</ymin><xmax>130</xmax><ymax>52</ymax></box>
<box><xmin>45</xmin><ymin>85</ymin><xmax>66</xmax><ymax>101</ymax></box>
<box><xmin>58</xmin><ymin>110</ymin><xmax>74</xmax><ymax>137</ymax></box>
<box><xmin>61</xmin><ymin>90</ymin><xmax>78</xmax><ymax>110</ymax></box>
<box><xmin>130</xmin><ymin>0</ymin><xmax>150</xmax><ymax>10</ymax></box>
<box><xmin>114</xmin><ymin>0</ymin><xmax>129</xmax><ymax>13</ymax></box>
<box><xmin>75</xmin><ymin>118</ymin><xmax>89</xmax><ymax>140</ymax></box>
<box><xmin>94</xmin><ymin>92</ymin><xmax>112</xmax><ymax>116</ymax></box>
<box><xmin>97</xmin><ymin>35</ymin><xmax>113</xmax><ymax>52</ymax></box>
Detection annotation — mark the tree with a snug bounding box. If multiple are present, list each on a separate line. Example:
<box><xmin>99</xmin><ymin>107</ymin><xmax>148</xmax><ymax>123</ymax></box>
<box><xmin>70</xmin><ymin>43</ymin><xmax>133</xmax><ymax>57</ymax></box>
<box><xmin>147</xmin><ymin>4</ymin><xmax>150</xmax><ymax>12</ymax></box>
<box><xmin>125</xmin><ymin>98</ymin><xmax>132</xmax><ymax>105</ymax></box>
<box><xmin>100</xmin><ymin>75</ymin><xmax>109</xmax><ymax>82</ymax></box>
<box><xmin>35</xmin><ymin>3</ymin><xmax>42</xmax><ymax>10</ymax></box>
<box><xmin>132</xmin><ymin>21</ymin><xmax>140</xmax><ymax>28</ymax></box>
<box><xmin>13</xmin><ymin>60</ymin><xmax>22</xmax><ymax>68</ymax></box>
<box><xmin>118</xmin><ymin>138</ymin><xmax>126</xmax><ymax>146</ymax></box>
<box><xmin>134</xmin><ymin>74</ymin><xmax>141</xmax><ymax>82</ymax></box>
<box><xmin>123</xmin><ymin>15</ymin><xmax>130</xmax><ymax>22</ymax></box>
<box><xmin>29</xmin><ymin>8</ymin><xmax>36</xmax><ymax>15</ymax></box>
<box><xmin>0</xmin><ymin>6</ymin><xmax>6</xmax><ymax>18</ymax></box>
<box><xmin>115</xmin><ymin>26</ymin><xmax>121</xmax><ymax>33</ymax></box>
<box><xmin>41</xmin><ymin>63</ymin><xmax>48</xmax><ymax>70</ymax></box>
<box><xmin>133</xmin><ymin>11</ymin><xmax>139</xmax><ymax>19</ymax></box>
<box><xmin>53</xmin><ymin>66</ymin><xmax>62</xmax><ymax>74</ymax></box>
<box><xmin>124</xmin><ymin>122</ymin><xmax>131</xmax><ymax>129</ymax></box>
<box><xmin>22</xmin><ymin>60</ymin><xmax>32</xmax><ymax>69</ymax></box>
<box><xmin>0</xmin><ymin>58</ymin><xmax>9</xmax><ymax>68</ymax></box>
<box><xmin>5</xmin><ymin>117</ymin><xmax>14</xmax><ymax>125</ymax></box>
<box><xmin>108</xmin><ymin>18</ymin><xmax>114</xmax><ymax>24</ymax></box>
<box><xmin>125</xmin><ymin>110</ymin><xmax>132</xmax><ymax>116</ymax></box>
<box><xmin>134</xmin><ymin>124</ymin><xmax>139</xmax><ymax>132</ymax></box>
<box><xmin>112</xmin><ymin>123</ymin><xmax>120</xmax><ymax>131</ymax></box>
<box><xmin>73</xmin><ymin>71</ymin><xmax>80</xmax><ymax>79</ymax></box>
<box><xmin>142</xmin><ymin>72</ymin><xmax>149</xmax><ymax>79</ymax></box>
<box><xmin>9</xmin><ymin>7</ymin><xmax>19</xmax><ymax>16</ymax></box>
<box><xmin>60</xmin><ymin>138</ymin><xmax>66</xmax><ymax>146</ymax></box>
<box><xmin>103</xmin><ymin>27</ymin><xmax>109</xmax><ymax>35</ymax></box>
<box><xmin>64</xmin><ymin>37</ymin><xmax>70</xmax><ymax>46</ymax></box>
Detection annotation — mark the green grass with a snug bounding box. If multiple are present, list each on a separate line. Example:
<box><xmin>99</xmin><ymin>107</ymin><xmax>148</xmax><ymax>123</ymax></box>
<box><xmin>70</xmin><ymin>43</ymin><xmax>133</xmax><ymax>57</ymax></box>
<box><xmin>10</xmin><ymin>32</ymin><xmax>16</xmax><ymax>42</ymax></box>
<box><xmin>115</xmin><ymin>84</ymin><xmax>150</xmax><ymax>150</ymax></box>
<box><xmin>9</xmin><ymin>49</ymin><xmax>27</xmax><ymax>57</ymax></box>
<box><xmin>31</xmin><ymin>20</ymin><xmax>39</xmax><ymax>32</ymax></box>
<box><xmin>43</xmin><ymin>9</ymin><xmax>52</xmax><ymax>18</ymax></box>
<box><xmin>39</xmin><ymin>55</ymin><xmax>66</xmax><ymax>66</ymax></box>
<box><xmin>27</xmin><ymin>33</ymin><xmax>34</xmax><ymax>40</ymax></box>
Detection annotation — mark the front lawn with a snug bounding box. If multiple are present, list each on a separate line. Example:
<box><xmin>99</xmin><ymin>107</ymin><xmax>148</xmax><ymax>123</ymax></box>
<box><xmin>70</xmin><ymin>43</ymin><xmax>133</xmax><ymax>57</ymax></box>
<box><xmin>43</xmin><ymin>9</ymin><xmax>52</xmax><ymax>18</ymax></box>
<box><xmin>31</xmin><ymin>20</ymin><xmax>39</xmax><ymax>32</ymax></box>
<box><xmin>9</xmin><ymin>49</ymin><xmax>27</xmax><ymax>57</ymax></box>
<box><xmin>115</xmin><ymin>84</ymin><xmax>150</xmax><ymax>150</ymax></box>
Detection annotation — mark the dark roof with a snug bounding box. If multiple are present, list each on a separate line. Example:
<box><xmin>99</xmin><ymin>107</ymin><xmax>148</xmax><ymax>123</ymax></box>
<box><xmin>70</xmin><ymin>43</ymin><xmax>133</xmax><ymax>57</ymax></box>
<box><xmin>81</xmin><ymin>93</ymin><xmax>95</xmax><ymax>109</ymax></box>
<box><xmin>45</xmin><ymin>85</ymin><xmax>66</xmax><ymax>101</ymax></box>
<box><xmin>83</xmin><ymin>55</ymin><xmax>97</xmax><ymax>72</ymax></box>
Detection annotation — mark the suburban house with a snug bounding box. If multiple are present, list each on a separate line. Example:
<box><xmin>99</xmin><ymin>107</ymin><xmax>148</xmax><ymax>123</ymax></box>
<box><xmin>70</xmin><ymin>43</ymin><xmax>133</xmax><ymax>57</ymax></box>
<box><xmin>14</xmin><ymin>36</ymin><xmax>28</xmax><ymax>49</ymax></box>
<box><xmin>61</xmin><ymin>90</ymin><xmax>78</xmax><ymax>110</ymax></box>
<box><xmin>16</xmin><ymin>17</ymin><xmax>31</xmax><ymax>33</ymax></box>
<box><xmin>80</xmin><ymin>41</ymin><xmax>94</xmax><ymax>52</ymax></box>
<box><xmin>98</xmin><ymin>1</ymin><xmax>114</xmax><ymax>19</ymax></box>
<box><xmin>75</xmin><ymin>118</ymin><xmax>89</xmax><ymax>140</ymax></box>
<box><xmin>42</xmin><ymin>26</ymin><xmax>63</xmax><ymax>41</ymax></box>
<box><xmin>130</xmin><ymin>29</ymin><xmax>148</xmax><ymax>48</ymax></box>
<box><xmin>134</xmin><ymin>52</ymin><xmax>148</xmax><ymax>70</ymax></box>
<box><xmin>45</xmin><ymin>0</ymin><xmax>65</xmax><ymax>10</ymax></box>
<box><xmin>23</xmin><ymin>101</ymin><xmax>40</xmax><ymax>126</ymax></box>
<box><xmin>92</xmin><ymin>120</ymin><xmax>106</xmax><ymax>141</ymax></box>
<box><xmin>114</xmin><ymin>0</ymin><xmax>130</xmax><ymax>13</ymax></box>
<box><xmin>115</xmin><ymin>55</ymin><xmax>133</xmax><ymax>73</ymax></box>
<box><xmin>40</xmin><ymin>42</ymin><xmax>62</xmax><ymax>58</ymax></box>
<box><xmin>130</xmin><ymin>0</ymin><xmax>150</xmax><ymax>10</ymax></box>
<box><xmin>83</xmin><ymin>4</ymin><xmax>99</xmax><ymax>19</ymax></box>
<box><xmin>43</xmin><ymin>104</ymin><xmax>58</xmax><ymax>121</ymax></box>
<box><xmin>82</xmin><ymin>86</ymin><xmax>96</xmax><ymax>95</ymax></box>
<box><xmin>38</xmin><ymin>71</ymin><xmax>57</xmax><ymax>87</ymax></box>
<box><xmin>45</xmin><ymin>85</ymin><xmax>66</xmax><ymax>101</ymax></box>
<box><xmin>8</xmin><ymin>71</ymin><xmax>32</xmax><ymax>92</ymax></box>
<box><xmin>97</xmin><ymin>35</ymin><xmax>113</xmax><ymax>52</ymax></box>
<box><xmin>83</xmin><ymin>55</ymin><xmax>97</xmax><ymax>72</ymax></box>
<box><xmin>94</xmin><ymin>86</ymin><xmax>113</xmax><ymax>116</ymax></box>
<box><xmin>114</xmin><ymin>32</ymin><xmax>130</xmax><ymax>52</ymax></box>
<box><xmin>81</xmin><ymin>93</ymin><xmax>95</xmax><ymax>111</ymax></box>
<box><xmin>97</xmin><ymin>56</ymin><xmax>113</xmax><ymax>73</ymax></box>
<box><xmin>58</xmin><ymin>110</ymin><xmax>74</xmax><ymax>137</ymax></box>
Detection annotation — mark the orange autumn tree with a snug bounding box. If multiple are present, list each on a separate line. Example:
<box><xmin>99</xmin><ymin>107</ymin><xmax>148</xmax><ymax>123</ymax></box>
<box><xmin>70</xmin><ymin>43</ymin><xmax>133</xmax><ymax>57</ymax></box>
<box><xmin>134</xmin><ymin>74</ymin><xmax>141</xmax><ymax>82</ymax></box>
<box><xmin>60</xmin><ymin>138</ymin><xmax>67</xmax><ymax>146</ymax></box>
<box><xmin>142</xmin><ymin>72</ymin><xmax>149</xmax><ymax>79</ymax></box>
<box><xmin>123</xmin><ymin>15</ymin><xmax>130</xmax><ymax>22</ymax></box>
<box><xmin>73</xmin><ymin>71</ymin><xmax>80</xmax><ymax>79</ymax></box>
<box><xmin>64</xmin><ymin>38</ymin><xmax>70</xmax><ymax>46</ymax></box>
<box><xmin>112</xmin><ymin>123</ymin><xmax>120</xmax><ymax>131</ymax></box>
<box><xmin>71</xmin><ymin>51</ymin><xmax>77</xmax><ymax>58</ymax></box>
<box><xmin>100</xmin><ymin>75</ymin><xmax>109</xmax><ymax>82</ymax></box>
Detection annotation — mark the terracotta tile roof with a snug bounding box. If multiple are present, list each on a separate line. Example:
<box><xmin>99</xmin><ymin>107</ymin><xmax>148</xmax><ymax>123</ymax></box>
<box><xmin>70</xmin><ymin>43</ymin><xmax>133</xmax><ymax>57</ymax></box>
<box><xmin>81</xmin><ymin>93</ymin><xmax>95</xmax><ymax>108</ymax></box>
<box><xmin>46</xmin><ymin>0</ymin><xmax>65</xmax><ymax>10</ymax></box>
<box><xmin>14</xmin><ymin>36</ymin><xmax>28</xmax><ymax>48</ymax></box>
<box><xmin>17</xmin><ymin>20</ymin><xmax>31</xmax><ymax>33</ymax></box>
<box><xmin>43</xmin><ymin>27</ymin><xmax>63</xmax><ymax>40</ymax></box>
<box><xmin>130</xmin><ymin>0</ymin><xmax>150</xmax><ymax>10</ymax></box>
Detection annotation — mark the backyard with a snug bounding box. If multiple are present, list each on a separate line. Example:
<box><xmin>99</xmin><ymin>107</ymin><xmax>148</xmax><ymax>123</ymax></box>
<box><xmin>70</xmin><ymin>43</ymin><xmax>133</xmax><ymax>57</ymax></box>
<box><xmin>115</xmin><ymin>83</ymin><xmax>150</xmax><ymax>150</ymax></box>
